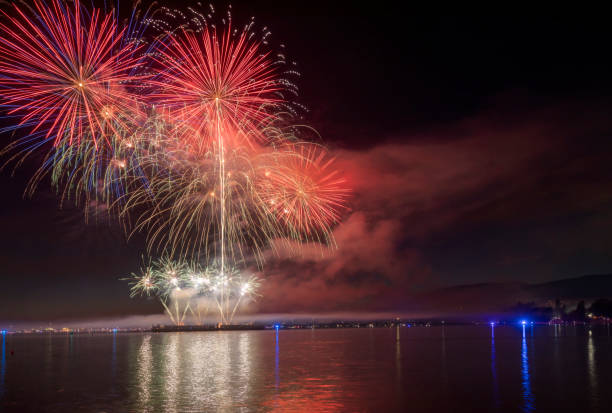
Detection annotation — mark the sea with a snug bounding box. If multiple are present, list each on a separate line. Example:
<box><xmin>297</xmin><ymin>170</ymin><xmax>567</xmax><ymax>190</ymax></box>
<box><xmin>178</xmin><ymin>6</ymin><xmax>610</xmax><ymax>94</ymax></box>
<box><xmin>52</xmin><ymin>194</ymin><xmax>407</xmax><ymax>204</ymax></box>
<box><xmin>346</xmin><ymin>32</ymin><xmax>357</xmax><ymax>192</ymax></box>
<box><xmin>1</xmin><ymin>324</ymin><xmax>611</xmax><ymax>412</ymax></box>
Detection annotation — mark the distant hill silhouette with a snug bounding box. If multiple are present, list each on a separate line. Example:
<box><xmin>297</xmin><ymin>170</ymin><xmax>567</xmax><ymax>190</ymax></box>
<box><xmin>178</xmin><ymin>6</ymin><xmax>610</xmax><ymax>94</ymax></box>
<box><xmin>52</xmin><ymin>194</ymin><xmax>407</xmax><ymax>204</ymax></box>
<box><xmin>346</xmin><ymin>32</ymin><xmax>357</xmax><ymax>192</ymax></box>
<box><xmin>526</xmin><ymin>274</ymin><xmax>612</xmax><ymax>299</ymax></box>
<box><xmin>405</xmin><ymin>274</ymin><xmax>612</xmax><ymax>316</ymax></box>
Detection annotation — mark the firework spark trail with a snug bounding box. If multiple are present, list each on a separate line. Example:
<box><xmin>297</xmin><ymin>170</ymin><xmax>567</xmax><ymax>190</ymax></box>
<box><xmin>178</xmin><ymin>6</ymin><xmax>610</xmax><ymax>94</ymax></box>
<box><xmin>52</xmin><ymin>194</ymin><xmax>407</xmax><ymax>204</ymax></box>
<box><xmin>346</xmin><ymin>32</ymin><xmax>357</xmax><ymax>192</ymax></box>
<box><xmin>215</xmin><ymin>98</ymin><xmax>228</xmax><ymax>317</ymax></box>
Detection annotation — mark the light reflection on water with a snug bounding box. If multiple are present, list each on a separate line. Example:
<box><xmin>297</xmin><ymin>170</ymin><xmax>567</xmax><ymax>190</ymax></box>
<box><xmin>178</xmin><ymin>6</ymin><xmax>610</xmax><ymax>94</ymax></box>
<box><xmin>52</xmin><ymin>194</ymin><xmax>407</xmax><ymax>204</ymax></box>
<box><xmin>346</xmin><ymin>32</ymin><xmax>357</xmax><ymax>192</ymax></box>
<box><xmin>131</xmin><ymin>332</ymin><xmax>256</xmax><ymax>411</ymax></box>
<box><xmin>521</xmin><ymin>332</ymin><xmax>534</xmax><ymax>412</ymax></box>
<box><xmin>0</xmin><ymin>332</ymin><xmax>5</xmax><ymax>399</ymax></box>
<box><xmin>163</xmin><ymin>333</ymin><xmax>179</xmax><ymax>412</ymax></box>
<box><xmin>275</xmin><ymin>327</ymin><xmax>279</xmax><ymax>391</ymax></box>
<box><xmin>491</xmin><ymin>326</ymin><xmax>500</xmax><ymax>411</ymax></box>
<box><xmin>395</xmin><ymin>324</ymin><xmax>401</xmax><ymax>384</ymax></box>
<box><xmin>440</xmin><ymin>324</ymin><xmax>448</xmax><ymax>394</ymax></box>
<box><xmin>587</xmin><ymin>330</ymin><xmax>598</xmax><ymax>410</ymax></box>
<box><xmin>136</xmin><ymin>334</ymin><xmax>152</xmax><ymax>409</ymax></box>
<box><xmin>0</xmin><ymin>326</ymin><xmax>611</xmax><ymax>412</ymax></box>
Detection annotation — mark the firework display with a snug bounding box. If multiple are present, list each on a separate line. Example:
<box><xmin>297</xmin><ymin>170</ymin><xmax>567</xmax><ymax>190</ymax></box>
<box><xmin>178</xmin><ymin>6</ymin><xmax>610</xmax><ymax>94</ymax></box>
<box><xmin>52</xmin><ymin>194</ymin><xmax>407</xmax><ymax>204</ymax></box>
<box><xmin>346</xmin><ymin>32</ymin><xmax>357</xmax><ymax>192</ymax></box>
<box><xmin>127</xmin><ymin>257</ymin><xmax>260</xmax><ymax>325</ymax></box>
<box><xmin>0</xmin><ymin>1</ymin><xmax>349</xmax><ymax>324</ymax></box>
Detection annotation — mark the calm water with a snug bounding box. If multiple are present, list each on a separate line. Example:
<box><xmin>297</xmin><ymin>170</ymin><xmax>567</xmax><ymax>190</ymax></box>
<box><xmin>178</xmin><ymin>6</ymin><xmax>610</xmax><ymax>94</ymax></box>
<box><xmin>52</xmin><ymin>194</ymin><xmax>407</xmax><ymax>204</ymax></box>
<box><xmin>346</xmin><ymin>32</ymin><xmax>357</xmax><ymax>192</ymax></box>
<box><xmin>1</xmin><ymin>325</ymin><xmax>611</xmax><ymax>412</ymax></box>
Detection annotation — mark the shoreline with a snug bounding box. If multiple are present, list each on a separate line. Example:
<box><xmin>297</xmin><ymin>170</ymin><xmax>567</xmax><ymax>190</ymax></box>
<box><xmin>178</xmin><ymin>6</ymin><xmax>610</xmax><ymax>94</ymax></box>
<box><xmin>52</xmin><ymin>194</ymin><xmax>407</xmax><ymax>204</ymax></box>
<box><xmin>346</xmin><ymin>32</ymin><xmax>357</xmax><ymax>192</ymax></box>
<box><xmin>3</xmin><ymin>319</ymin><xmax>608</xmax><ymax>335</ymax></box>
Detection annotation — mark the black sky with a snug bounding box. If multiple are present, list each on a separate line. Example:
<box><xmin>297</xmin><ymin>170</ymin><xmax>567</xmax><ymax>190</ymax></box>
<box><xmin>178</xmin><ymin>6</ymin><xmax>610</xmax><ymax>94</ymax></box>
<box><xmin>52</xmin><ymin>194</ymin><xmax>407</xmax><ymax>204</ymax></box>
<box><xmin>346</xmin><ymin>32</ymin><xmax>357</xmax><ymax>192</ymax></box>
<box><xmin>1</xmin><ymin>2</ymin><xmax>612</xmax><ymax>322</ymax></box>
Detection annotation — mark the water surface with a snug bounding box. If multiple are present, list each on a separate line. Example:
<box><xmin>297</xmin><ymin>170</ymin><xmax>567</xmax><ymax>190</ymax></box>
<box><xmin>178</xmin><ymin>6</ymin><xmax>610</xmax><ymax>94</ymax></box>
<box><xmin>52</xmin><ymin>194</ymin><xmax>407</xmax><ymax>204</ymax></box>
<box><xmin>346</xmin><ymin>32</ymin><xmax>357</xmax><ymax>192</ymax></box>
<box><xmin>1</xmin><ymin>325</ymin><xmax>611</xmax><ymax>412</ymax></box>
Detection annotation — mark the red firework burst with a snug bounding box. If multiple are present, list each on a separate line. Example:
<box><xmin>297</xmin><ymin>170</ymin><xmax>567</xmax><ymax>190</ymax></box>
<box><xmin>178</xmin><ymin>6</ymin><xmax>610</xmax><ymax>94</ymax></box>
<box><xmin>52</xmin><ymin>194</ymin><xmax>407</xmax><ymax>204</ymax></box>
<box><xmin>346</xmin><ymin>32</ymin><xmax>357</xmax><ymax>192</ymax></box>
<box><xmin>0</xmin><ymin>0</ymin><xmax>144</xmax><ymax>146</ymax></box>
<box><xmin>150</xmin><ymin>25</ymin><xmax>281</xmax><ymax>150</ymax></box>
<box><xmin>257</xmin><ymin>143</ymin><xmax>350</xmax><ymax>238</ymax></box>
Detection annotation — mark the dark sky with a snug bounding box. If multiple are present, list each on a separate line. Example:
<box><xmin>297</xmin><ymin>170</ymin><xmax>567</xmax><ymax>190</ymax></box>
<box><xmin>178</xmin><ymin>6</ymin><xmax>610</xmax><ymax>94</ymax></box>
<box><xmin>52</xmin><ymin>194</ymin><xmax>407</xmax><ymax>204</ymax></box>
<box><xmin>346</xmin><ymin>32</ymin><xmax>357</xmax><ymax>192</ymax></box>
<box><xmin>2</xmin><ymin>2</ymin><xmax>612</xmax><ymax>322</ymax></box>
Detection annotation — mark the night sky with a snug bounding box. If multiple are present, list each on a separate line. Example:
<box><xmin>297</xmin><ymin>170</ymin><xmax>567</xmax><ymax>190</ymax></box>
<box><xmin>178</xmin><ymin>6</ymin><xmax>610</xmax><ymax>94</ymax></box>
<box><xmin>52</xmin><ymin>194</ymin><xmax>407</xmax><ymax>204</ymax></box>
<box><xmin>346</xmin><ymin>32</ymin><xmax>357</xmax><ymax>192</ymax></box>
<box><xmin>2</xmin><ymin>2</ymin><xmax>612</xmax><ymax>323</ymax></box>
